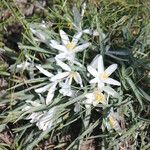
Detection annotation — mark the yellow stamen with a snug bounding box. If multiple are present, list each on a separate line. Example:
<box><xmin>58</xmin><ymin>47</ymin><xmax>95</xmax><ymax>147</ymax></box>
<box><xmin>109</xmin><ymin>115</ymin><xmax>117</xmax><ymax>128</ymax></box>
<box><xmin>100</xmin><ymin>72</ymin><xmax>109</xmax><ymax>80</ymax></box>
<box><xmin>66</xmin><ymin>42</ymin><xmax>75</xmax><ymax>51</ymax></box>
<box><xmin>94</xmin><ymin>90</ymin><xmax>105</xmax><ymax>103</ymax></box>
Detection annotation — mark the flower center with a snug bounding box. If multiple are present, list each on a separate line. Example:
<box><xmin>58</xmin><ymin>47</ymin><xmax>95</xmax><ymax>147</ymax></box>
<box><xmin>69</xmin><ymin>71</ymin><xmax>77</xmax><ymax>78</ymax></box>
<box><xmin>66</xmin><ymin>42</ymin><xmax>75</xmax><ymax>51</ymax></box>
<box><xmin>94</xmin><ymin>91</ymin><xmax>105</xmax><ymax>103</ymax></box>
<box><xmin>99</xmin><ymin>72</ymin><xmax>109</xmax><ymax>80</ymax></box>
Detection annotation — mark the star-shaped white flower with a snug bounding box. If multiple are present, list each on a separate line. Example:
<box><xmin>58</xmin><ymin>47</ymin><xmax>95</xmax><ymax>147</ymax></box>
<box><xmin>87</xmin><ymin>55</ymin><xmax>120</xmax><ymax>88</ymax></box>
<box><xmin>85</xmin><ymin>85</ymin><xmax>119</xmax><ymax>108</ymax></box>
<box><xmin>106</xmin><ymin>108</ymin><xmax>122</xmax><ymax>133</ymax></box>
<box><xmin>36</xmin><ymin>107</ymin><xmax>55</xmax><ymax>131</ymax></box>
<box><xmin>50</xmin><ymin>30</ymin><xmax>90</xmax><ymax>62</ymax></box>
<box><xmin>50</xmin><ymin>59</ymin><xmax>83</xmax><ymax>87</ymax></box>
<box><xmin>23</xmin><ymin>100</ymin><xmax>56</xmax><ymax>131</ymax></box>
<box><xmin>35</xmin><ymin>65</ymin><xmax>57</xmax><ymax>105</ymax></box>
<box><xmin>85</xmin><ymin>89</ymin><xmax>107</xmax><ymax>108</ymax></box>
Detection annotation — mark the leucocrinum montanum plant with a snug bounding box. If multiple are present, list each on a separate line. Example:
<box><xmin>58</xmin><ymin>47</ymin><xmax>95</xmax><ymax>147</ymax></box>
<box><xmin>19</xmin><ymin>25</ymin><xmax>124</xmax><ymax>148</ymax></box>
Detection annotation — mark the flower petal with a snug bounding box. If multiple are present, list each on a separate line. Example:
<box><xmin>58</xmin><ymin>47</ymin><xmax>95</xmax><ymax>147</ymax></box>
<box><xmin>50</xmin><ymin>43</ymin><xmax>67</xmax><ymax>52</ymax></box>
<box><xmin>93</xmin><ymin>100</ymin><xmax>99</xmax><ymax>106</ymax></box>
<box><xmin>46</xmin><ymin>83</ymin><xmax>57</xmax><ymax>105</ymax></box>
<box><xmin>85</xmin><ymin>93</ymin><xmax>94</xmax><ymax>99</ymax></box>
<box><xmin>98</xmin><ymin>82</ymin><xmax>105</xmax><ymax>89</ymax></box>
<box><xmin>50</xmin><ymin>72</ymin><xmax>69</xmax><ymax>81</ymax></box>
<box><xmin>50</xmin><ymin>40</ymin><xmax>59</xmax><ymax>45</ymax></box>
<box><xmin>35</xmin><ymin>84</ymin><xmax>51</xmax><ymax>93</ymax></box>
<box><xmin>74</xmin><ymin>103</ymin><xmax>81</xmax><ymax>112</ymax></box>
<box><xmin>89</xmin><ymin>78</ymin><xmax>98</xmax><ymax>84</ymax></box>
<box><xmin>72</xmin><ymin>32</ymin><xmax>82</xmax><ymax>45</ymax></box>
<box><xmin>74</xmin><ymin>72</ymin><xmax>83</xmax><ymax>87</ymax></box>
<box><xmin>103</xmin><ymin>86</ymin><xmax>119</xmax><ymax>97</ymax></box>
<box><xmin>105</xmin><ymin>78</ymin><xmax>121</xmax><ymax>86</ymax></box>
<box><xmin>105</xmin><ymin>64</ymin><xmax>118</xmax><ymax>76</ymax></box>
<box><xmin>74</xmin><ymin>42</ymin><xmax>91</xmax><ymax>52</ymax></box>
<box><xmin>55</xmin><ymin>53</ymin><xmax>67</xmax><ymax>60</ymax></box>
<box><xmin>90</xmin><ymin>54</ymin><xmax>100</xmax><ymax>69</ymax></box>
<box><xmin>60</xmin><ymin>30</ymin><xmax>70</xmax><ymax>45</ymax></box>
<box><xmin>98</xmin><ymin>55</ymin><xmax>104</xmax><ymax>74</ymax></box>
<box><xmin>56</xmin><ymin>58</ymin><xmax>71</xmax><ymax>71</ymax></box>
<box><xmin>87</xmin><ymin>66</ymin><xmax>98</xmax><ymax>77</ymax></box>
<box><xmin>83</xmin><ymin>29</ymin><xmax>92</xmax><ymax>35</ymax></box>
<box><xmin>85</xmin><ymin>98</ymin><xmax>93</xmax><ymax>108</ymax></box>
<box><xmin>68</xmin><ymin>76</ymin><xmax>73</xmax><ymax>85</ymax></box>
<box><xmin>36</xmin><ymin>65</ymin><xmax>53</xmax><ymax>77</ymax></box>
<box><xmin>59</xmin><ymin>83</ymin><xmax>73</xmax><ymax>97</ymax></box>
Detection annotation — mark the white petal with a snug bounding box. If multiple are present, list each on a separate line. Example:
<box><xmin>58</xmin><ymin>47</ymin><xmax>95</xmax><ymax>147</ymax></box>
<box><xmin>105</xmin><ymin>64</ymin><xmax>118</xmax><ymax>76</ymax></box>
<box><xmin>89</xmin><ymin>78</ymin><xmax>98</xmax><ymax>84</ymax></box>
<box><xmin>98</xmin><ymin>82</ymin><xmax>105</xmax><ymax>89</ymax></box>
<box><xmin>74</xmin><ymin>72</ymin><xmax>83</xmax><ymax>87</ymax></box>
<box><xmin>50</xmin><ymin>40</ymin><xmax>59</xmax><ymax>45</ymax></box>
<box><xmin>103</xmin><ymin>86</ymin><xmax>118</xmax><ymax>97</ymax></box>
<box><xmin>68</xmin><ymin>76</ymin><xmax>73</xmax><ymax>85</ymax></box>
<box><xmin>55</xmin><ymin>53</ymin><xmax>67</xmax><ymax>60</ymax></box>
<box><xmin>93</xmin><ymin>100</ymin><xmax>99</xmax><ymax>106</ymax></box>
<box><xmin>93</xmin><ymin>30</ymin><xmax>99</xmax><ymax>36</ymax></box>
<box><xmin>90</xmin><ymin>54</ymin><xmax>100</xmax><ymax>68</ymax></box>
<box><xmin>35</xmin><ymin>84</ymin><xmax>51</xmax><ymax>93</ymax></box>
<box><xmin>56</xmin><ymin>58</ymin><xmax>71</xmax><ymax>71</ymax></box>
<box><xmin>85</xmin><ymin>98</ymin><xmax>93</xmax><ymax>108</ymax></box>
<box><xmin>43</xmin><ymin>122</ymin><xmax>51</xmax><ymax>131</ymax></box>
<box><xmin>73</xmin><ymin>42</ymin><xmax>91</xmax><ymax>52</ymax></box>
<box><xmin>105</xmin><ymin>78</ymin><xmax>121</xmax><ymax>86</ymax></box>
<box><xmin>46</xmin><ymin>91</ymin><xmax>54</xmax><ymax>105</ymax></box>
<box><xmin>98</xmin><ymin>55</ymin><xmax>104</xmax><ymax>74</ymax></box>
<box><xmin>50</xmin><ymin>72</ymin><xmax>69</xmax><ymax>81</ymax></box>
<box><xmin>85</xmin><ymin>93</ymin><xmax>94</xmax><ymax>99</ymax></box>
<box><xmin>74</xmin><ymin>103</ymin><xmax>81</xmax><ymax>112</ymax></box>
<box><xmin>87</xmin><ymin>66</ymin><xmax>98</xmax><ymax>77</ymax></box>
<box><xmin>60</xmin><ymin>30</ymin><xmax>70</xmax><ymax>45</ymax></box>
<box><xmin>66</xmin><ymin>53</ymin><xmax>75</xmax><ymax>62</ymax></box>
<box><xmin>50</xmin><ymin>43</ymin><xmax>67</xmax><ymax>52</ymax></box>
<box><xmin>59</xmin><ymin>84</ymin><xmax>73</xmax><ymax>97</ymax></box>
<box><xmin>83</xmin><ymin>29</ymin><xmax>92</xmax><ymax>35</ymax></box>
<box><xmin>17</xmin><ymin>62</ymin><xmax>30</xmax><ymax>69</ymax></box>
<box><xmin>36</xmin><ymin>65</ymin><xmax>53</xmax><ymax>77</ymax></box>
<box><xmin>72</xmin><ymin>32</ymin><xmax>82</xmax><ymax>45</ymax></box>
<box><xmin>46</xmin><ymin>83</ymin><xmax>57</xmax><ymax>105</ymax></box>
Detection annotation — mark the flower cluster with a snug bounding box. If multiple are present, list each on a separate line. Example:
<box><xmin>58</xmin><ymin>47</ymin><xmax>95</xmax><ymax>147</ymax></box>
<box><xmin>22</xmin><ymin>29</ymin><xmax>122</xmax><ymax>133</ymax></box>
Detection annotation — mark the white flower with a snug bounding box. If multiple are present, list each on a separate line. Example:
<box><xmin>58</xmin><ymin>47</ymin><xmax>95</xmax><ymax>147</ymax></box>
<box><xmin>85</xmin><ymin>85</ymin><xmax>119</xmax><ymax>108</ymax></box>
<box><xmin>106</xmin><ymin>108</ymin><xmax>121</xmax><ymax>133</ymax></box>
<box><xmin>87</xmin><ymin>55</ymin><xmax>120</xmax><ymax>88</ymax></box>
<box><xmin>85</xmin><ymin>89</ymin><xmax>107</xmax><ymax>108</ymax></box>
<box><xmin>23</xmin><ymin>100</ymin><xmax>56</xmax><ymax>131</ymax></box>
<box><xmin>23</xmin><ymin>100</ymin><xmax>44</xmax><ymax>124</ymax></box>
<box><xmin>35</xmin><ymin>65</ymin><xmax>57</xmax><ymax>105</ymax></box>
<box><xmin>59</xmin><ymin>81</ymin><xmax>75</xmax><ymax>97</ymax></box>
<box><xmin>50</xmin><ymin>30</ymin><xmax>90</xmax><ymax>62</ymax></box>
<box><xmin>50</xmin><ymin>59</ymin><xmax>83</xmax><ymax>87</ymax></box>
<box><xmin>17</xmin><ymin>61</ymin><xmax>31</xmax><ymax>70</ymax></box>
<box><xmin>36</xmin><ymin>107</ymin><xmax>55</xmax><ymax>131</ymax></box>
